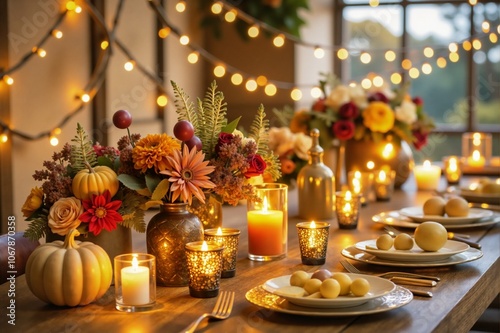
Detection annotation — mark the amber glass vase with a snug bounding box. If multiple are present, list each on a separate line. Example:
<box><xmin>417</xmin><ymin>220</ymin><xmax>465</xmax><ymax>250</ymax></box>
<box><xmin>146</xmin><ymin>203</ymin><xmax>204</xmax><ymax>287</ymax></box>
<box><xmin>188</xmin><ymin>194</ymin><xmax>223</xmax><ymax>229</ymax></box>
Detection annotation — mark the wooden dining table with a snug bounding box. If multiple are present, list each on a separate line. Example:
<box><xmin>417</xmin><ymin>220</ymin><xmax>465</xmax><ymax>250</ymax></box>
<box><xmin>1</xmin><ymin>176</ymin><xmax>499</xmax><ymax>333</ymax></box>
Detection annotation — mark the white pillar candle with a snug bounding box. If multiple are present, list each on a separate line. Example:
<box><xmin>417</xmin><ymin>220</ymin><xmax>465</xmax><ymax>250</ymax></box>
<box><xmin>121</xmin><ymin>256</ymin><xmax>150</xmax><ymax>305</ymax></box>
<box><xmin>414</xmin><ymin>160</ymin><xmax>441</xmax><ymax>191</ymax></box>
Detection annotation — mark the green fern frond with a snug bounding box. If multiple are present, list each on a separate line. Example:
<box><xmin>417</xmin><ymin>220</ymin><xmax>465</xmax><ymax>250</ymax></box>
<box><xmin>263</xmin><ymin>154</ymin><xmax>282</xmax><ymax>181</ymax></box>
<box><xmin>272</xmin><ymin>105</ymin><xmax>295</xmax><ymax>127</ymax></box>
<box><xmin>249</xmin><ymin>104</ymin><xmax>269</xmax><ymax>155</ymax></box>
<box><xmin>171</xmin><ymin>80</ymin><xmax>199</xmax><ymax>129</ymax></box>
<box><xmin>70</xmin><ymin>123</ymin><xmax>97</xmax><ymax>171</ymax></box>
<box><xmin>118</xmin><ymin>191</ymin><xmax>147</xmax><ymax>233</ymax></box>
<box><xmin>24</xmin><ymin>216</ymin><xmax>49</xmax><ymax>241</ymax></box>
<box><xmin>200</xmin><ymin>81</ymin><xmax>227</xmax><ymax>157</ymax></box>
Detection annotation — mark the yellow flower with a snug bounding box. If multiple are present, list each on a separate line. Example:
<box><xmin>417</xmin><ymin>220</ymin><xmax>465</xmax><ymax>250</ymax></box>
<box><xmin>132</xmin><ymin>134</ymin><xmax>181</xmax><ymax>173</ymax></box>
<box><xmin>22</xmin><ymin>187</ymin><xmax>44</xmax><ymax>217</ymax></box>
<box><xmin>362</xmin><ymin>101</ymin><xmax>395</xmax><ymax>133</ymax></box>
<box><xmin>290</xmin><ymin>110</ymin><xmax>311</xmax><ymax>134</ymax></box>
<box><xmin>48</xmin><ymin>197</ymin><xmax>83</xmax><ymax>236</ymax></box>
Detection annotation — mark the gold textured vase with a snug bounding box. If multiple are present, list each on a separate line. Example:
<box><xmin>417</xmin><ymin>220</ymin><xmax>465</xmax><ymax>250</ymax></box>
<box><xmin>146</xmin><ymin>203</ymin><xmax>204</xmax><ymax>287</ymax></box>
<box><xmin>188</xmin><ymin>194</ymin><xmax>223</xmax><ymax>229</ymax></box>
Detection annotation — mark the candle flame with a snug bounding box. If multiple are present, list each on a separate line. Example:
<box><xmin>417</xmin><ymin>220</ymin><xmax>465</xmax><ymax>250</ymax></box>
<box><xmin>216</xmin><ymin>227</ymin><xmax>223</xmax><ymax>235</ymax></box>
<box><xmin>472</xmin><ymin>150</ymin><xmax>481</xmax><ymax>161</ymax></box>
<box><xmin>423</xmin><ymin>160</ymin><xmax>431</xmax><ymax>168</ymax></box>
<box><xmin>132</xmin><ymin>256</ymin><xmax>139</xmax><ymax>269</ymax></box>
<box><xmin>201</xmin><ymin>241</ymin><xmax>208</xmax><ymax>251</ymax></box>
<box><xmin>262</xmin><ymin>196</ymin><xmax>269</xmax><ymax>212</ymax></box>
<box><xmin>366</xmin><ymin>161</ymin><xmax>375</xmax><ymax>170</ymax></box>
<box><xmin>345</xmin><ymin>191</ymin><xmax>352</xmax><ymax>201</ymax></box>
<box><xmin>378</xmin><ymin>170</ymin><xmax>387</xmax><ymax>181</ymax></box>
<box><xmin>354</xmin><ymin>171</ymin><xmax>361</xmax><ymax>179</ymax></box>
<box><xmin>343</xmin><ymin>202</ymin><xmax>352</xmax><ymax>213</ymax></box>
<box><xmin>310</xmin><ymin>221</ymin><xmax>316</xmax><ymax>228</ymax></box>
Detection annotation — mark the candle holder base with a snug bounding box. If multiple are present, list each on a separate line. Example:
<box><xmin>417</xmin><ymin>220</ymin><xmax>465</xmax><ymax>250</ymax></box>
<box><xmin>338</xmin><ymin>223</ymin><xmax>358</xmax><ymax>230</ymax></box>
<box><xmin>221</xmin><ymin>270</ymin><xmax>236</xmax><ymax>278</ymax></box>
<box><xmin>248</xmin><ymin>253</ymin><xmax>286</xmax><ymax>261</ymax></box>
<box><xmin>115</xmin><ymin>302</ymin><xmax>155</xmax><ymax>312</ymax></box>
<box><xmin>189</xmin><ymin>287</ymin><xmax>219</xmax><ymax>298</ymax></box>
<box><xmin>301</xmin><ymin>257</ymin><xmax>326</xmax><ymax>265</ymax></box>
<box><xmin>376</xmin><ymin>197</ymin><xmax>391</xmax><ymax>202</ymax></box>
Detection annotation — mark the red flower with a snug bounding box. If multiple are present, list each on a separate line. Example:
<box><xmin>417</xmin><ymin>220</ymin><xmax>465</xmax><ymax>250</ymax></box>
<box><xmin>245</xmin><ymin>154</ymin><xmax>267</xmax><ymax>178</ymax></box>
<box><xmin>412</xmin><ymin>96</ymin><xmax>424</xmax><ymax>106</ymax></box>
<box><xmin>368</xmin><ymin>92</ymin><xmax>389</xmax><ymax>103</ymax></box>
<box><xmin>79</xmin><ymin>190</ymin><xmax>123</xmax><ymax>236</ymax></box>
<box><xmin>215</xmin><ymin>132</ymin><xmax>234</xmax><ymax>154</ymax></box>
<box><xmin>412</xmin><ymin>130</ymin><xmax>428</xmax><ymax>150</ymax></box>
<box><xmin>332</xmin><ymin>120</ymin><xmax>355</xmax><ymax>140</ymax></box>
<box><xmin>312</xmin><ymin>98</ymin><xmax>327</xmax><ymax>112</ymax></box>
<box><xmin>339</xmin><ymin>102</ymin><xmax>359</xmax><ymax>119</ymax></box>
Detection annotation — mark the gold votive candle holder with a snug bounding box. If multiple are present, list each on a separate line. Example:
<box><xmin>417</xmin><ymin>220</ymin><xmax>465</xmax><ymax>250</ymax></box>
<box><xmin>114</xmin><ymin>253</ymin><xmax>156</xmax><ymax>312</ymax></box>
<box><xmin>462</xmin><ymin>132</ymin><xmax>491</xmax><ymax>167</ymax></box>
<box><xmin>204</xmin><ymin>227</ymin><xmax>240</xmax><ymax>278</ymax></box>
<box><xmin>443</xmin><ymin>156</ymin><xmax>462</xmax><ymax>185</ymax></box>
<box><xmin>247</xmin><ymin>183</ymin><xmax>288</xmax><ymax>261</ymax></box>
<box><xmin>335</xmin><ymin>191</ymin><xmax>361</xmax><ymax>229</ymax></box>
<box><xmin>374</xmin><ymin>169</ymin><xmax>396</xmax><ymax>201</ymax></box>
<box><xmin>347</xmin><ymin>170</ymin><xmax>374</xmax><ymax>206</ymax></box>
<box><xmin>185</xmin><ymin>241</ymin><xmax>224</xmax><ymax>298</ymax></box>
<box><xmin>296</xmin><ymin>221</ymin><xmax>330</xmax><ymax>265</ymax></box>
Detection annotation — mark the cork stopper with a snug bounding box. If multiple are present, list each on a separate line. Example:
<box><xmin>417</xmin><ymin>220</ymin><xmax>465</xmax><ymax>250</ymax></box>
<box><xmin>309</xmin><ymin>128</ymin><xmax>324</xmax><ymax>156</ymax></box>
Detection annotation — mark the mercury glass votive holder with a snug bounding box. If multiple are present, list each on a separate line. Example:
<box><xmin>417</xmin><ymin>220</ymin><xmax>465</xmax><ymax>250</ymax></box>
<box><xmin>114</xmin><ymin>253</ymin><xmax>156</xmax><ymax>312</ymax></box>
<box><xmin>296</xmin><ymin>222</ymin><xmax>330</xmax><ymax>265</ymax></box>
<box><xmin>335</xmin><ymin>191</ymin><xmax>361</xmax><ymax>229</ymax></box>
<box><xmin>185</xmin><ymin>241</ymin><xmax>224</xmax><ymax>298</ymax></box>
<box><xmin>443</xmin><ymin>156</ymin><xmax>462</xmax><ymax>185</ymax></box>
<box><xmin>373</xmin><ymin>169</ymin><xmax>396</xmax><ymax>201</ymax></box>
<box><xmin>204</xmin><ymin>228</ymin><xmax>240</xmax><ymax>278</ymax></box>
<box><xmin>347</xmin><ymin>170</ymin><xmax>374</xmax><ymax>206</ymax></box>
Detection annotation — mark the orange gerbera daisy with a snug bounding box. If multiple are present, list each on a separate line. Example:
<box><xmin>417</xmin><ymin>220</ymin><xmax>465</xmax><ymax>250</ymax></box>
<box><xmin>132</xmin><ymin>134</ymin><xmax>181</xmax><ymax>173</ymax></box>
<box><xmin>160</xmin><ymin>145</ymin><xmax>215</xmax><ymax>205</ymax></box>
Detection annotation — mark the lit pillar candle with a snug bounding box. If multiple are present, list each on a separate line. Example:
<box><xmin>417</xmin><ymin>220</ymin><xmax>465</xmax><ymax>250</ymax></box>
<box><xmin>374</xmin><ymin>169</ymin><xmax>396</xmax><ymax>201</ymax></box>
<box><xmin>247</xmin><ymin>196</ymin><xmax>284</xmax><ymax>256</ymax></box>
<box><xmin>414</xmin><ymin>160</ymin><xmax>442</xmax><ymax>191</ymax></box>
<box><xmin>467</xmin><ymin>150</ymin><xmax>486</xmax><ymax>168</ymax></box>
<box><xmin>335</xmin><ymin>190</ymin><xmax>361</xmax><ymax>229</ymax></box>
<box><xmin>121</xmin><ymin>256</ymin><xmax>150</xmax><ymax>305</ymax></box>
<box><xmin>444</xmin><ymin>156</ymin><xmax>462</xmax><ymax>184</ymax></box>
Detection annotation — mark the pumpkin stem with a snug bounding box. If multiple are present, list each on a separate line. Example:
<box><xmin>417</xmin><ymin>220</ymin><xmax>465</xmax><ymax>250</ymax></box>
<box><xmin>85</xmin><ymin>161</ymin><xmax>95</xmax><ymax>173</ymax></box>
<box><xmin>63</xmin><ymin>229</ymin><xmax>81</xmax><ymax>249</ymax></box>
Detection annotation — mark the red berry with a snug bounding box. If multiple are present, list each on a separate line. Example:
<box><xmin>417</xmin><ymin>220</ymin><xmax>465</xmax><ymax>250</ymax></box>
<box><xmin>113</xmin><ymin>110</ymin><xmax>132</xmax><ymax>129</ymax></box>
<box><xmin>412</xmin><ymin>96</ymin><xmax>423</xmax><ymax>106</ymax></box>
<box><xmin>185</xmin><ymin>135</ymin><xmax>202</xmax><ymax>151</ymax></box>
<box><xmin>312</xmin><ymin>98</ymin><xmax>326</xmax><ymax>112</ymax></box>
<box><xmin>174</xmin><ymin>120</ymin><xmax>195</xmax><ymax>141</ymax></box>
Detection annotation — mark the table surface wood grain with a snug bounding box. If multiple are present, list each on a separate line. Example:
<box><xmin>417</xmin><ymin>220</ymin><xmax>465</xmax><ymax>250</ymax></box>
<box><xmin>1</xmin><ymin>178</ymin><xmax>499</xmax><ymax>333</ymax></box>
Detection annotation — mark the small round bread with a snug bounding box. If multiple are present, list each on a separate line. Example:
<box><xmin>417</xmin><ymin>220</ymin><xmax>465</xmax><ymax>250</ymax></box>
<box><xmin>445</xmin><ymin>197</ymin><xmax>469</xmax><ymax>217</ymax></box>
<box><xmin>423</xmin><ymin>196</ymin><xmax>446</xmax><ymax>216</ymax></box>
<box><xmin>414</xmin><ymin>221</ymin><xmax>448</xmax><ymax>252</ymax></box>
<box><xmin>311</xmin><ymin>269</ymin><xmax>332</xmax><ymax>281</ymax></box>
<box><xmin>394</xmin><ymin>233</ymin><xmax>414</xmax><ymax>250</ymax></box>
<box><xmin>290</xmin><ymin>270</ymin><xmax>310</xmax><ymax>287</ymax></box>
<box><xmin>303</xmin><ymin>278</ymin><xmax>322</xmax><ymax>295</ymax></box>
<box><xmin>331</xmin><ymin>273</ymin><xmax>352</xmax><ymax>296</ymax></box>
<box><xmin>275</xmin><ymin>286</ymin><xmax>306</xmax><ymax>297</ymax></box>
<box><xmin>376</xmin><ymin>234</ymin><xmax>394</xmax><ymax>250</ymax></box>
<box><xmin>320</xmin><ymin>279</ymin><xmax>340</xmax><ymax>299</ymax></box>
<box><xmin>350</xmin><ymin>278</ymin><xmax>370</xmax><ymax>296</ymax></box>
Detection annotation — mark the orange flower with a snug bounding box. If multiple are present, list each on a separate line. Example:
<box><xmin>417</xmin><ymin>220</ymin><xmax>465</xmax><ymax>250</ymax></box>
<box><xmin>22</xmin><ymin>187</ymin><xmax>44</xmax><ymax>217</ymax></box>
<box><xmin>362</xmin><ymin>101</ymin><xmax>395</xmax><ymax>133</ymax></box>
<box><xmin>289</xmin><ymin>110</ymin><xmax>311</xmax><ymax>134</ymax></box>
<box><xmin>160</xmin><ymin>145</ymin><xmax>216</xmax><ymax>205</ymax></box>
<box><xmin>132</xmin><ymin>134</ymin><xmax>180</xmax><ymax>173</ymax></box>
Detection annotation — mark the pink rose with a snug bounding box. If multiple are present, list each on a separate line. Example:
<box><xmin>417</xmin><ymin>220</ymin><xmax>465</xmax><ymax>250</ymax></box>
<box><xmin>332</xmin><ymin>120</ymin><xmax>355</xmax><ymax>140</ymax></box>
<box><xmin>245</xmin><ymin>154</ymin><xmax>267</xmax><ymax>178</ymax></box>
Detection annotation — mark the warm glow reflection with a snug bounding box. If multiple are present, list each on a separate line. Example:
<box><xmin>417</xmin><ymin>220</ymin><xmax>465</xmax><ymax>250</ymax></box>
<box><xmin>216</xmin><ymin>227</ymin><xmax>223</xmax><ymax>236</ymax></box>
<box><xmin>382</xmin><ymin>143</ymin><xmax>394</xmax><ymax>159</ymax></box>
<box><xmin>423</xmin><ymin>160</ymin><xmax>432</xmax><ymax>168</ymax></box>
<box><xmin>367</xmin><ymin>161</ymin><xmax>375</xmax><ymax>170</ymax></box>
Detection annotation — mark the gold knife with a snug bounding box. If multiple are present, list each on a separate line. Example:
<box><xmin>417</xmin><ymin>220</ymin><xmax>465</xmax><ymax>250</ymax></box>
<box><xmin>448</xmin><ymin>232</ymin><xmax>482</xmax><ymax>249</ymax></box>
<box><xmin>390</xmin><ymin>277</ymin><xmax>437</xmax><ymax>287</ymax></box>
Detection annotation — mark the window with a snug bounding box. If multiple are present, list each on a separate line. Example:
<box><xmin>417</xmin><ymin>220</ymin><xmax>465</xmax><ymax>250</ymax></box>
<box><xmin>334</xmin><ymin>0</ymin><xmax>500</xmax><ymax>160</ymax></box>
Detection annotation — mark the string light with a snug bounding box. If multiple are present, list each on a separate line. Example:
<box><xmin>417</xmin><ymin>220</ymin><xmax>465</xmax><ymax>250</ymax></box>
<box><xmin>273</xmin><ymin>34</ymin><xmax>285</xmax><ymax>47</ymax></box>
<box><xmin>75</xmin><ymin>6</ymin><xmax>82</xmax><ymax>14</ymax></box>
<box><xmin>224</xmin><ymin>9</ymin><xmax>237</xmax><ymax>23</ymax></box>
<box><xmin>0</xmin><ymin>133</ymin><xmax>8</xmax><ymax>143</ymax></box>
<box><xmin>360</xmin><ymin>52</ymin><xmax>371</xmax><ymax>64</ymax></box>
<box><xmin>372</xmin><ymin>75</ymin><xmax>384</xmax><ymax>87</ymax></box>
<box><xmin>49</xmin><ymin>135</ymin><xmax>59</xmax><ymax>146</ymax></box>
<box><xmin>409</xmin><ymin>67</ymin><xmax>420</xmax><ymax>78</ymax></box>
<box><xmin>52</xmin><ymin>30</ymin><xmax>63</xmax><ymax>39</ymax></box>
<box><xmin>361</xmin><ymin>78</ymin><xmax>372</xmax><ymax>89</ymax></box>
<box><xmin>33</xmin><ymin>47</ymin><xmax>47</xmax><ymax>58</ymax></box>
<box><xmin>231</xmin><ymin>73</ymin><xmax>243</xmax><ymax>85</ymax></box>
<box><xmin>384</xmin><ymin>50</ymin><xmax>396</xmax><ymax>62</ymax></box>
<box><xmin>248</xmin><ymin>25</ymin><xmax>259</xmax><ymax>38</ymax></box>
<box><xmin>264</xmin><ymin>83</ymin><xmax>277</xmax><ymax>96</ymax></box>
<box><xmin>423</xmin><ymin>47</ymin><xmax>434</xmax><ymax>58</ymax></box>
<box><xmin>468</xmin><ymin>0</ymin><xmax>477</xmax><ymax>5</ymax></box>
<box><xmin>158</xmin><ymin>27</ymin><xmax>171</xmax><ymax>38</ymax></box>
<box><xmin>401</xmin><ymin>59</ymin><xmax>412</xmax><ymax>70</ymax></box>
<box><xmin>245</xmin><ymin>79</ymin><xmax>258</xmax><ymax>92</ymax></box>
<box><xmin>314</xmin><ymin>47</ymin><xmax>325</xmax><ymax>59</ymax></box>
<box><xmin>390</xmin><ymin>73</ymin><xmax>402</xmax><ymax>84</ymax></box>
<box><xmin>157</xmin><ymin>95</ymin><xmax>168</xmax><ymax>107</ymax></box>
<box><xmin>422</xmin><ymin>63</ymin><xmax>433</xmax><ymax>75</ymax></box>
<box><xmin>179</xmin><ymin>35</ymin><xmax>189</xmax><ymax>45</ymax></box>
<box><xmin>448</xmin><ymin>43</ymin><xmax>458</xmax><ymax>53</ymax></box>
<box><xmin>449</xmin><ymin>52</ymin><xmax>460</xmax><ymax>62</ymax></box>
<box><xmin>3</xmin><ymin>75</ymin><xmax>14</xmax><ymax>85</ymax></box>
<box><xmin>211</xmin><ymin>2</ymin><xmax>223</xmax><ymax>14</ymax></box>
<box><xmin>490</xmin><ymin>33</ymin><xmax>498</xmax><ymax>43</ymax></box>
<box><xmin>213</xmin><ymin>65</ymin><xmax>226</xmax><ymax>77</ymax></box>
<box><xmin>81</xmin><ymin>93</ymin><xmax>91</xmax><ymax>103</ymax></box>
<box><xmin>472</xmin><ymin>39</ymin><xmax>482</xmax><ymax>50</ymax></box>
<box><xmin>369</xmin><ymin>0</ymin><xmax>379</xmax><ymax>7</ymax></box>
<box><xmin>66</xmin><ymin>1</ymin><xmax>76</xmax><ymax>11</ymax></box>
<box><xmin>256</xmin><ymin>75</ymin><xmax>267</xmax><ymax>86</ymax></box>
<box><xmin>290</xmin><ymin>88</ymin><xmax>302</xmax><ymax>101</ymax></box>
<box><xmin>338</xmin><ymin>48</ymin><xmax>349</xmax><ymax>60</ymax></box>
<box><xmin>482</xmin><ymin>21</ymin><xmax>490</xmax><ymax>33</ymax></box>
<box><xmin>187</xmin><ymin>51</ymin><xmax>199</xmax><ymax>64</ymax></box>
<box><xmin>311</xmin><ymin>87</ymin><xmax>322</xmax><ymax>98</ymax></box>
<box><xmin>101</xmin><ymin>40</ymin><xmax>109</xmax><ymax>49</ymax></box>
<box><xmin>437</xmin><ymin>57</ymin><xmax>447</xmax><ymax>68</ymax></box>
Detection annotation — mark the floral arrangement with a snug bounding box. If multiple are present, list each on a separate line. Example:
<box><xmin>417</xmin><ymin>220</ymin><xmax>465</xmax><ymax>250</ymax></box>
<box><xmin>268</xmin><ymin>126</ymin><xmax>312</xmax><ymax>185</ymax></box>
<box><xmin>23</xmin><ymin>124</ymin><xmax>148</xmax><ymax>241</ymax></box>
<box><xmin>289</xmin><ymin>73</ymin><xmax>435</xmax><ymax>150</ymax></box>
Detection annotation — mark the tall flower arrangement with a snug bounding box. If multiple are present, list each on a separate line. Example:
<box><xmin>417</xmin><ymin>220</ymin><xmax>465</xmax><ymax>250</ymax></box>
<box><xmin>290</xmin><ymin>73</ymin><xmax>435</xmax><ymax>150</ymax></box>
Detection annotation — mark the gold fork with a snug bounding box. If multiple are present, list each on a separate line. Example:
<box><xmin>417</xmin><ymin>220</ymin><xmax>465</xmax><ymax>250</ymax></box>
<box><xmin>340</xmin><ymin>259</ymin><xmax>440</xmax><ymax>282</ymax></box>
<box><xmin>182</xmin><ymin>291</ymin><xmax>235</xmax><ymax>333</ymax></box>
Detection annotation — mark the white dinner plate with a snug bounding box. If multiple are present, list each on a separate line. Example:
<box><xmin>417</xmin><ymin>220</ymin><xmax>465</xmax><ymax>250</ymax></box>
<box><xmin>341</xmin><ymin>246</ymin><xmax>483</xmax><ymax>267</ymax></box>
<box><xmin>399</xmin><ymin>207</ymin><xmax>493</xmax><ymax>224</ymax></box>
<box><xmin>372</xmin><ymin>211</ymin><xmax>500</xmax><ymax>229</ymax></box>
<box><xmin>246</xmin><ymin>285</ymin><xmax>413</xmax><ymax>316</ymax></box>
<box><xmin>354</xmin><ymin>239</ymin><xmax>469</xmax><ymax>262</ymax></box>
<box><xmin>263</xmin><ymin>273</ymin><xmax>395</xmax><ymax>308</ymax></box>
<box><xmin>459</xmin><ymin>190</ymin><xmax>500</xmax><ymax>205</ymax></box>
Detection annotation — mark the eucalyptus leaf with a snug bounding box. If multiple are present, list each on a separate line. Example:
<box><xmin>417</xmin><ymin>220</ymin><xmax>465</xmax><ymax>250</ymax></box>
<box><xmin>118</xmin><ymin>174</ymin><xmax>146</xmax><ymax>190</ymax></box>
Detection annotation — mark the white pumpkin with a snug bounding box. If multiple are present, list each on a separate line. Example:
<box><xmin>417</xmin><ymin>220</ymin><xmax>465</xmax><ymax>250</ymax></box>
<box><xmin>25</xmin><ymin>229</ymin><xmax>112</xmax><ymax>306</ymax></box>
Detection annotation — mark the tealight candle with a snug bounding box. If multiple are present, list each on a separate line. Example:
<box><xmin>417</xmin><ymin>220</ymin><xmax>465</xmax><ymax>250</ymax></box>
<box><xmin>185</xmin><ymin>241</ymin><xmax>224</xmax><ymax>298</ymax></box>
<box><xmin>443</xmin><ymin>156</ymin><xmax>462</xmax><ymax>184</ymax></box>
<box><xmin>114</xmin><ymin>253</ymin><xmax>156</xmax><ymax>312</ymax></box>
<box><xmin>247</xmin><ymin>184</ymin><xmax>288</xmax><ymax>261</ymax></box>
<box><xmin>374</xmin><ymin>169</ymin><xmax>396</xmax><ymax>201</ymax></box>
<box><xmin>467</xmin><ymin>150</ymin><xmax>486</xmax><ymax>168</ymax></box>
<box><xmin>347</xmin><ymin>170</ymin><xmax>374</xmax><ymax>205</ymax></box>
<box><xmin>335</xmin><ymin>191</ymin><xmax>361</xmax><ymax>229</ymax></box>
<box><xmin>296</xmin><ymin>221</ymin><xmax>330</xmax><ymax>265</ymax></box>
<box><xmin>462</xmin><ymin>132</ymin><xmax>492</xmax><ymax>167</ymax></box>
<box><xmin>414</xmin><ymin>160</ymin><xmax>442</xmax><ymax>191</ymax></box>
<box><xmin>204</xmin><ymin>227</ymin><xmax>240</xmax><ymax>278</ymax></box>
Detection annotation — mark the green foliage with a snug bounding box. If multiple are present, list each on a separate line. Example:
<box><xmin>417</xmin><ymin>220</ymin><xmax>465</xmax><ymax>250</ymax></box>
<box><xmin>171</xmin><ymin>81</ymin><xmax>198</xmax><ymax>129</ymax></box>
<box><xmin>24</xmin><ymin>213</ymin><xmax>49</xmax><ymax>241</ymax></box>
<box><xmin>249</xmin><ymin>105</ymin><xmax>270</xmax><ymax>155</ymax></box>
<box><xmin>118</xmin><ymin>191</ymin><xmax>147</xmax><ymax>233</ymax></box>
<box><xmin>70</xmin><ymin>123</ymin><xmax>97</xmax><ymax>171</ymax></box>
